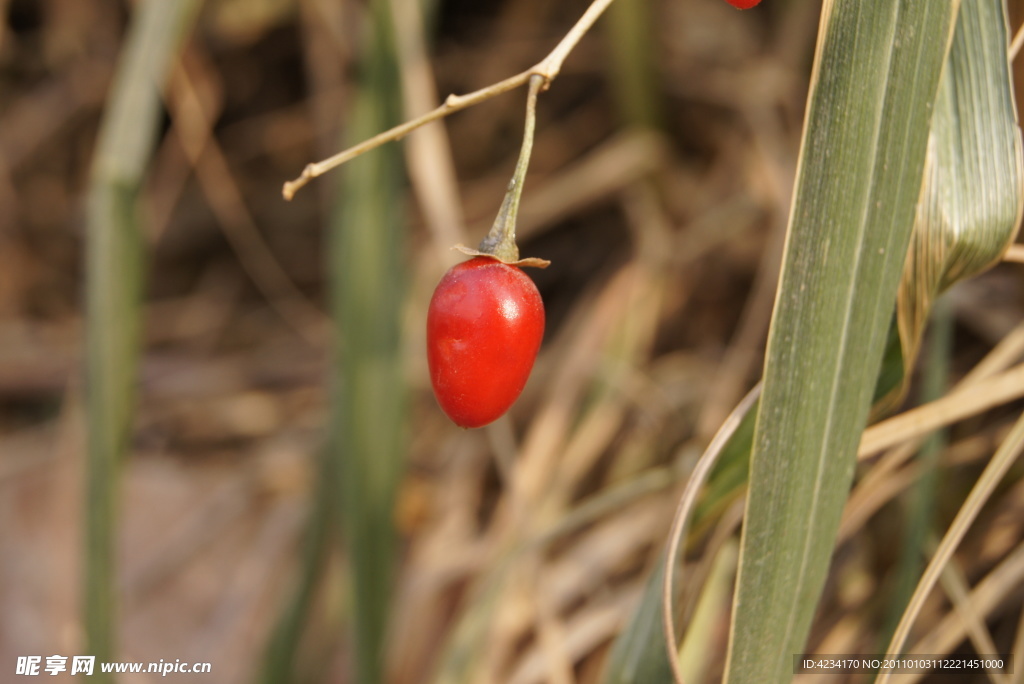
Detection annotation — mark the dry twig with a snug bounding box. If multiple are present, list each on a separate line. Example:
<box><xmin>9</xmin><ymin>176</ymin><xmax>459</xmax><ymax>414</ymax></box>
<box><xmin>282</xmin><ymin>0</ymin><xmax>618</xmax><ymax>200</ymax></box>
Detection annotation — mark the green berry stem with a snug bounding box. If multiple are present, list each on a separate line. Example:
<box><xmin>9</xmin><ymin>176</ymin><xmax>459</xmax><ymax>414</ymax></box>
<box><xmin>476</xmin><ymin>74</ymin><xmax>544</xmax><ymax>263</ymax></box>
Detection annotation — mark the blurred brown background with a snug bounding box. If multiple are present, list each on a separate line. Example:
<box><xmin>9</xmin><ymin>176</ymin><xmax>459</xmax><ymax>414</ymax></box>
<box><xmin>2</xmin><ymin>0</ymin><xmax>1023</xmax><ymax>682</ymax></box>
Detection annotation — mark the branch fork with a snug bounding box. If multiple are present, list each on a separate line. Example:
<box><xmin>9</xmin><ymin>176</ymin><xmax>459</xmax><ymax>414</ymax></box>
<box><xmin>281</xmin><ymin>0</ymin><xmax>617</xmax><ymax>201</ymax></box>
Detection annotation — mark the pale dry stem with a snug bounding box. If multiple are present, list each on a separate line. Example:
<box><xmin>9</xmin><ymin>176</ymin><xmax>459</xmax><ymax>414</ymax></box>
<box><xmin>1003</xmin><ymin>244</ymin><xmax>1024</xmax><ymax>263</ymax></box>
<box><xmin>282</xmin><ymin>0</ymin><xmax>618</xmax><ymax>200</ymax></box>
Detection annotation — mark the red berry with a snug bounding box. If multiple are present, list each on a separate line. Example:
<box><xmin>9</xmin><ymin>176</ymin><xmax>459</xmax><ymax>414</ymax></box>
<box><xmin>427</xmin><ymin>257</ymin><xmax>545</xmax><ymax>428</ymax></box>
<box><xmin>724</xmin><ymin>0</ymin><xmax>761</xmax><ymax>8</ymax></box>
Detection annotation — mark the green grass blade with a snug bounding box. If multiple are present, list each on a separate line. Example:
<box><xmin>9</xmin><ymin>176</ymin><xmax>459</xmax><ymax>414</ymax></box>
<box><xmin>880</xmin><ymin>296</ymin><xmax>951</xmax><ymax>649</ymax></box>
<box><xmin>84</xmin><ymin>0</ymin><xmax>200</xmax><ymax>676</ymax></box>
<box><xmin>892</xmin><ymin>0</ymin><xmax>1024</xmax><ymax>404</ymax></box>
<box><xmin>605</xmin><ymin>0</ymin><xmax>662</xmax><ymax>131</ymax></box>
<box><xmin>602</xmin><ymin>395</ymin><xmax>757</xmax><ymax>684</ymax></box>
<box><xmin>602</xmin><ymin>322</ymin><xmax>913</xmax><ymax>683</ymax></box>
<box><xmin>601</xmin><ymin>558</ymin><xmax>675</xmax><ymax>684</ymax></box>
<box><xmin>724</xmin><ymin>2</ymin><xmax>958</xmax><ymax>683</ymax></box>
<box><xmin>328</xmin><ymin>1</ymin><xmax>407</xmax><ymax>682</ymax></box>
<box><xmin>259</xmin><ymin>446</ymin><xmax>334</xmax><ymax>684</ymax></box>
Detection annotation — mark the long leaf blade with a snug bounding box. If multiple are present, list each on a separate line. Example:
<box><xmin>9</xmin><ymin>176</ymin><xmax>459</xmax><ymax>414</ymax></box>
<box><xmin>329</xmin><ymin>1</ymin><xmax>407</xmax><ymax>682</ymax></box>
<box><xmin>84</xmin><ymin>0</ymin><xmax>200</xmax><ymax>677</ymax></box>
<box><xmin>724</xmin><ymin>2</ymin><xmax>958</xmax><ymax>682</ymax></box>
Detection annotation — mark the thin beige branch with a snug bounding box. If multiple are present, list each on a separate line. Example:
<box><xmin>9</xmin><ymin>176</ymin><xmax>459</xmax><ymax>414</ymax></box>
<box><xmin>282</xmin><ymin>0</ymin><xmax>618</xmax><ymax>200</ymax></box>
<box><xmin>1003</xmin><ymin>243</ymin><xmax>1024</xmax><ymax>263</ymax></box>
<box><xmin>388</xmin><ymin>0</ymin><xmax>466</xmax><ymax>262</ymax></box>
<box><xmin>1010</xmin><ymin>19</ymin><xmax>1024</xmax><ymax>61</ymax></box>
<box><xmin>877</xmin><ymin>409</ymin><xmax>1024</xmax><ymax>684</ymax></box>
<box><xmin>532</xmin><ymin>0</ymin><xmax>617</xmax><ymax>82</ymax></box>
<box><xmin>858</xmin><ymin>363</ymin><xmax>1024</xmax><ymax>458</ymax></box>
<box><xmin>662</xmin><ymin>384</ymin><xmax>762</xmax><ymax>684</ymax></box>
